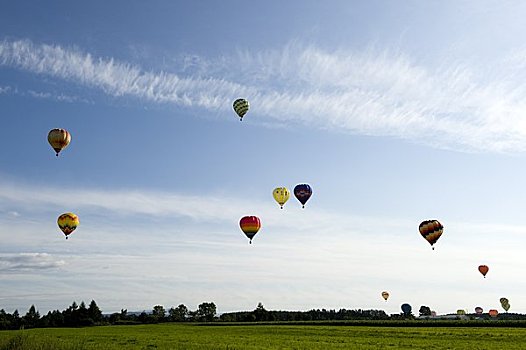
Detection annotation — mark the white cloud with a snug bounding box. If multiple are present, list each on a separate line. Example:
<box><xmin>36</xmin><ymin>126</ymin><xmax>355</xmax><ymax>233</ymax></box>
<box><xmin>0</xmin><ymin>253</ymin><xmax>65</xmax><ymax>272</ymax></box>
<box><xmin>2</xmin><ymin>39</ymin><xmax>526</xmax><ymax>152</ymax></box>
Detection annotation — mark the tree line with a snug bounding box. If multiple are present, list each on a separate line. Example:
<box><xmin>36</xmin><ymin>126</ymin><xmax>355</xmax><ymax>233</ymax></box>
<box><xmin>1</xmin><ymin>301</ymin><xmax>525</xmax><ymax>330</ymax></box>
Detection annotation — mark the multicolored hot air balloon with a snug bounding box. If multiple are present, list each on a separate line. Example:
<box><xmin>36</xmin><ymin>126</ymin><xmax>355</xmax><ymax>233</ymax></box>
<box><xmin>418</xmin><ymin>220</ymin><xmax>443</xmax><ymax>250</ymax></box>
<box><xmin>500</xmin><ymin>298</ymin><xmax>510</xmax><ymax>312</ymax></box>
<box><xmin>475</xmin><ymin>307</ymin><xmax>483</xmax><ymax>315</ymax></box>
<box><xmin>233</xmin><ymin>98</ymin><xmax>249</xmax><ymax>121</ymax></box>
<box><xmin>239</xmin><ymin>216</ymin><xmax>261</xmax><ymax>244</ymax></box>
<box><xmin>57</xmin><ymin>212</ymin><xmax>79</xmax><ymax>239</ymax></box>
<box><xmin>401</xmin><ymin>303</ymin><xmax>412</xmax><ymax>316</ymax></box>
<box><xmin>381</xmin><ymin>291</ymin><xmax>389</xmax><ymax>301</ymax></box>
<box><xmin>478</xmin><ymin>265</ymin><xmax>489</xmax><ymax>278</ymax></box>
<box><xmin>294</xmin><ymin>184</ymin><xmax>312</xmax><ymax>209</ymax></box>
<box><xmin>273</xmin><ymin>187</ymin><xmax>290</xmax><ymax>209</ymax></box>
<box><xmin>488</xmin><ymin>309</ymin><xmax>498</xmax><ymax>318</ymax></box>
<box><xmin>48</xmin><ymin>128</ymin><xmax>71</xmax><ymax>156</ymax></box>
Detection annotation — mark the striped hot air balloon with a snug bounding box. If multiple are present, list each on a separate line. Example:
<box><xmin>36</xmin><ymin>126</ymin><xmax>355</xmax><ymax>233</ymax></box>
<box><xmin>233</xmin><ymin>98</ymin><xmax>249</xmax><ymax>121</ymax></box>
<box><xmin>239</xmin><ymin>216</ymin><xmax>261</xmax><ymax>244</ymax></box>
<box><xmin>419</xmin><ymin>220</ymin><xmax>443</xmax><ymax>250</ymax></box>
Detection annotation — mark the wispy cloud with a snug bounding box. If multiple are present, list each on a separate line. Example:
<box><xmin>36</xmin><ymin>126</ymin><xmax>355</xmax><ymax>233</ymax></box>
<box><xmin>2</xmin><ymin>39</ymin><xmax>526</xmax><ymax>152</ymax></box>
<box><xmin>0</xmin><ymin>253</ymin><xmax>65</xmax><ymax>272</ymax></box>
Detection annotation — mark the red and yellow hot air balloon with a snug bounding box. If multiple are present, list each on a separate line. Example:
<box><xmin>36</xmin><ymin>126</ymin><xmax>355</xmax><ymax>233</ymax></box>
<box><xmin>239</xmin><ymin>216</ymin><xmax>261</xmax><ymax>244</ymax></box>
<box><xmin>381</xmin><ymin>291</ymin><xmax>389</xmax><ymax>301</ymax></box>
<box><xmin>419</xmin><ymin>220</ymin><xmax>443</xmax><ymax>250</ymax></box>
<box><xmin>478</xmin><ymin>265</ymin><xmax>489</xmax><ymax>278</ymax></box>
<box><xmin>48</xmin><ymin>129</ymin><xmax>71</xmax><ymax>156</ymax></box>
<box><xmin>57</xmin><ymin>212</ymin><xmax>79</xmax><ymax>239</ymax></box>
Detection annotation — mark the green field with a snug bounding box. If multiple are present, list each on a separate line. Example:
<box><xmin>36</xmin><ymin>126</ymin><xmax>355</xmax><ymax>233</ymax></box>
<box><xmin>1</xmin><ymin>323</ymin><xmax>525</xmax><ymax>350</ymax></box>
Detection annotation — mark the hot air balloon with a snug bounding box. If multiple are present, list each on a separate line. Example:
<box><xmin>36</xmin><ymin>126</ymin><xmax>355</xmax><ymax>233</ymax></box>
<box><xmin>294</xmin><ymin>184</ymin><xmax>312</xmax><ymax>209</ymax></box>
<box><xmin>381</xmin><ymin>291</ymin><xmax>389</xmax><ymax>301</ymax></box>
<box><xmin>475</xmin><ymin>307</ymin><xmax>483</xmax><ymax>315</ymax></box>
<box><xmin>478</xmin><ymin>265</ymin><xmax>489</xmax><ymax>278</ymax></box>
<box><xmin>273</xmin><ymin>187</ymin><xmax>290</xmax><ymax>209</ymax></box>
<box><xmin>239</xmin><ymin>216</ymin><xmax>261</xmax><ymax>244</ymax></box>
<box><xmin>48</xmin><ymin>128</ymin><xmax>71</xmax><ymax>156</ymax></box>
<box><xmin>233</xmin><ymin>98</ymin><xmax>249</xmax><ymax>121</ymax></box>
<box><xmin>500</xmin><ymin>298</ymin><xmax>510</xmax><ymax>312</ymax></box>
<box><xmin>431</xmin><ymin>311</ymin><xmax>437</xmax><ymax>317</ymax></box>
<box><xmin>488</xmin><ymin>309</ymin><xmax>498</xmax><ymax>318</ymax></box>
<box><xmin>57</xmin><ymin>212</ymin><xmax>79</xmax><ymax>239</ymax></box>
<box><xmin>456</xmin><ymin>309</ymin><xmax>466</xmax><ymax>316</ymax></box>
<box><xmin>401</xmin><ymin>303</ymin><xmax>412</xmax><ymax>316</ymax></box>
<box><xmin>418</xmin><ymin>220</ymin><xmax>443</xmax><ymax>250</ymax></box>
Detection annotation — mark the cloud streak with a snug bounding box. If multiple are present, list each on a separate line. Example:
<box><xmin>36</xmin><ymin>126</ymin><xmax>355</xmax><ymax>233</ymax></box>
<box><xmin>2</xmin><ymin>39</ymin><xmax>526</xmax><ymax>152</ymax></box>
<box><xmin>0</xmin><ymin>253</ymin><xmax>65</xmax><ymax>272</ymax></box>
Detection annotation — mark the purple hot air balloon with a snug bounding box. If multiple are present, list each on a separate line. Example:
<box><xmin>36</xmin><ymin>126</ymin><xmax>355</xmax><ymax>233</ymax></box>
<box><xmin>294</xmin><ymin>184</ymin><xmax>312</xmax><ymax>209</ymax></box>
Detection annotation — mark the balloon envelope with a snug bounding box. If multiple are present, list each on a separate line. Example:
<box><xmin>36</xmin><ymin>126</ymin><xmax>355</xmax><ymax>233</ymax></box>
<box><xmin>456</xmin><ymin>309</ymin><xmax>466</xmax><ymax>316</ymax></box>
<box><xmin>57</xmin><ymin>212</ymin><xmax>79</xmax><ymax>239</ymax></box>
<box><xmin>381</xmin><ymin>291</ymin><xmax>389</xmax><ymax>301</ymax></box>
<box><xmin>48</xmin><ymin>129</ymin><xmax>71</xmax><ymax>156</ymax></box>
<box><xmin>475</xmin><ymin>307</ymin><xmax>483</xmax><ymax>314</ymax></box>
<box><xmin>419</xmin><ymin>220</ymin><xmax>443</xmax><ymax>249</ymax></box>
<box><xmin>239</xmin><ymin>216</ymin><xmax>261</xmax><ymax>243</ymax></box>
<box><xmin>294</xmin><ymin>184</ymin><xmax>312</xmax><ymax>208</ymax></box>
<box><xmin>478</xmin><ymin>265</ymin><xmax>489</xmax><ymax>277</ymax></box>
<box><xmin>273</xmin><ymin>187</ymin><xmax>290</xmax><ymax>209</ymax></box>
<box><xmin>401</xmin><ymin>303</ymin><xmax>412</xmax><ymax>315</ymax></box>
<box><xmin>489</xmin><ymin>309</ymin><xmax>498</xmax><ymax>318</ymax></box>
<box><xmin>233</xmin><ymin>98</ymin><xmax>249</xmax><ymax>120</ymax></box>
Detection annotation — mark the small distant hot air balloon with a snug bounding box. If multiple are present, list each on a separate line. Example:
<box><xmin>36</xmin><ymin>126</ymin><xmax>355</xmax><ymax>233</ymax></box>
<box><xmin>478</xmin><ymin>265</ymin><xmax>489</xmax><ymax>278</ymax></box>
<box><xmin>401</xmin><ymin>303</ymin><xmax>412</xmax><ymax>316</ymax></box>
<box><xmin>239</xmin><ymin>216</ymin><xmax>261</xmax><ymax>244</ymax></box>
<box><xmin>431</xmin><ymin>311</ymin><xmax>437</xmax><ymax>317</ymax></box>
<box><xmin>456</xmin><ymin>309</ymin><xmax>466</xmax><ymax>316</ymax></box>
<box><xmin>418</xmin><ymin>220</ymin><xmax>443</xmax><ymax>250</ymax></box>
<box><xmin>488</xmin><ymin>309</ymin><xmax>498</xmax><ymax>318</ymax></box>
<box><xmin>57</xmin><ymin>212</ymin><xmax>79</xmax><ymax>239</ymax></box>
<box><xmin>233</xmin><ymin>98</ymin><xmax>249</xmax><ymax>121</ymax></box>
<box><xmin>381</xmin><ymin>291</ymin><xmax>389</xmax><ymax>301</ymax></box>
<box><xmin>48</xmin><ymin>128</ymin><xmax>71</xmax><ymax>156</ymax></box>
<box><xmin>475</xmin><ymin>307</ymin><xmax>483</xmax><ymax>315</ymax></box>
<box><xmin>294</xmin><ymin>184</ymin><xmax>312</xmax><ymax>209</ymax></box>
<box><xmin>500</xmin><ymin>298</ymin><xmax>510</xmax><ymax>312</ymax></box>
<box><xmin>273</xmin><ymin>187</ymin><xmax>290</xmax><ymax>209</ymax></box>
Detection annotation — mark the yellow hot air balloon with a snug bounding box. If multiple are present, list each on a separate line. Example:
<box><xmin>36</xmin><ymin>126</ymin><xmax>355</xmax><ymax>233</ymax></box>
<box><xmin>381</xmin><ymin>291</ymin><xmax>389</xmax><ymax>301</ymax></box>
<box><xmin>57</xmin><ymin>213</ymin><xmax>79</xmax><ymax>239</ymax></box>
<box><xmin>273</xmin><ymin>187</ymin><xmax>290</xmax><ymax>209</ymax></box>
<box><xmin>48</xmin><ymin>128</ymin><xmax>71</xmax><ymax>156</ymax></box>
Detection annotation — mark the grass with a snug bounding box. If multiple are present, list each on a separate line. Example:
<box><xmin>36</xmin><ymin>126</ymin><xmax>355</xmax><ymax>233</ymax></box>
<box><xmin>0</xmin><ymin>323</ymin><xmax>525</xmax><ymax>349</ymax></box>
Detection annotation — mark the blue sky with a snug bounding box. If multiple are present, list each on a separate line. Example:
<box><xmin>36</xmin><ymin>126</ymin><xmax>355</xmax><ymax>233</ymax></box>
<box><xmin>1</xmin><ymin>1</ymin><xmax>526</xmax><ymax>316</ymax></box>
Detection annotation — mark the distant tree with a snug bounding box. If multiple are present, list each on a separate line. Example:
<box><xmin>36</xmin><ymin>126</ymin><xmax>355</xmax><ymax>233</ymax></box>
<box><xmin>169</xmin><ymin>304</ymin><xmax>188</xmax><ymax>322</ymax></box>
<box><xmin>419</xmin><ymin>306</ymin><xmax>432</xmax><ymax>317</ymax></box>
<box><xmin>152</xmin><ymin>305</ymin><xmax>166</xmax><ymax>322</ymax></box>
<box><xmin>88</xmin><ymin>300</ymin><xmax>102</xmax><ymax>324</ymax></box>
<box><xmin>196</xmin><ymin>302</ymin><xmax>216</xmax><ymax>322</ymax></box>
<box><xmin>23</xmin><ymin>305</ymin><xmax>40</xmax><ymax>328</ymax></box>
<box><xmin>254</xmin><ymin>302</ymin><xmax>269</xmax><ymax>321</ymax></box>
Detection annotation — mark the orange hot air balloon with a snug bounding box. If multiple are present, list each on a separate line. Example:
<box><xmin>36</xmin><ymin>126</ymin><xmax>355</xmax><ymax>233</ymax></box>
<box><xmin>488</xmin><ymin>309</ymin><xmax>498</xmax><ymax>318</ymax></box>
<box><xmin>239</xmin><ymin>216</ymin><xmax>261</xmax><ymax>244</ymax></box>
<box><xmin>48</xmin><ymin>128</ymin><xmax>71</xmax><ymax>156</ymax></box>
<box><xmin>381</xmin><ymin>291</ymin><xmax>389</xmax><ymax>301</ymax></box>
<box><xmin>478</xmin><ymin>265</ymin><xmax>489</xmax><ymax>278</ymax></box>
